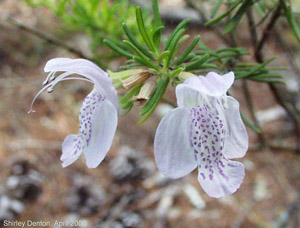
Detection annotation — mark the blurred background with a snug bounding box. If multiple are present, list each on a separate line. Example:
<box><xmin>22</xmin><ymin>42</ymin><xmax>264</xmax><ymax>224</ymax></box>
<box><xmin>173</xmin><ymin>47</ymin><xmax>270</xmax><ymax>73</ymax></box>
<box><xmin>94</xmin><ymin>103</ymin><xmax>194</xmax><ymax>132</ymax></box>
<box><xmin>1</xmin><ymin>0</ymin><xmax>300</xmax><ymax>227</ymax></box>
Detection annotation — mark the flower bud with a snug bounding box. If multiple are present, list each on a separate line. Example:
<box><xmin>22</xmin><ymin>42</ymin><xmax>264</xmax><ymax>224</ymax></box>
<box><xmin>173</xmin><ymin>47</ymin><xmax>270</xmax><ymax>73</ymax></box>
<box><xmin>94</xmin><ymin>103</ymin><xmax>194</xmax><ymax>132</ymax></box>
<box><xmin>132</xmin><ymin>78</ymin><xmax>156</xmax><ymax>106</ymax></box>
<box><xmin>178</xmin><ymin>71</ymin><xmax>196</xmax><ymax>81</ymax></box>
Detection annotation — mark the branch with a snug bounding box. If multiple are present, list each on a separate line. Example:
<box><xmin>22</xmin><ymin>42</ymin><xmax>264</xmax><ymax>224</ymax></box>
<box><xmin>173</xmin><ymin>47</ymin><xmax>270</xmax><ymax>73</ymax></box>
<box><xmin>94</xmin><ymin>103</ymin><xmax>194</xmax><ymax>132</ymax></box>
<box><xmin>255</xmin><ymin>3</ymin><xmax>282</xmax><ymax>62</ymax></box>
<box><xmin>6</xmin><ymin>16</ymin><xmax>100</xmax><ymax>65</ymax></box>
<box><xmin>242</xmin><ymin>80</ymin><xmax>268</xmax><ymax>146</ymax></box>
<box><xmin>250</xmin><ymin>2</ymin><xmax>300</xmax><ymax>152</ymax></box>
<box><xmin>185</xmin><ymin>0</ymin><xmax>235</xmax><ymax>47</ymax></box>
<box><xmin>246</xmin><ymin>8</ymin><xmax>258</xmax><ymax>47</ymax></box>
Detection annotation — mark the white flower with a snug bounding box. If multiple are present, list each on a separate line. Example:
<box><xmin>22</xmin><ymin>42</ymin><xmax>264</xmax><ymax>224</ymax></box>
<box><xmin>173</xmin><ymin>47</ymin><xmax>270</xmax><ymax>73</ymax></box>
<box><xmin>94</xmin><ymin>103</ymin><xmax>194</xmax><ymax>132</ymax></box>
<box><xmin>154</xmin><ymin>72</ymin><xmax>248</xmax><ymax>198</ymax></box>
<box><xmin>29</xmin><ymin>58</ymin><xmax>119</xmax><ymax>168</ymax></box>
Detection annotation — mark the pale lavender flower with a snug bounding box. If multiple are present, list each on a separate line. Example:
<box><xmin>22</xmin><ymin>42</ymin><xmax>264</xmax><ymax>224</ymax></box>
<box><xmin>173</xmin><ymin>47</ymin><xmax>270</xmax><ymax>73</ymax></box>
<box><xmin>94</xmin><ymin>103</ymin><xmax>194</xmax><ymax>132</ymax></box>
<box><xmin>154</xmin><ymin>72</ymin><xmax>248</xmax><ymax>198</ymax></box>
<box><xmin>29</xmin><ymin>58</ymin><xmax>119</xmax><ymax>168</ymax></box>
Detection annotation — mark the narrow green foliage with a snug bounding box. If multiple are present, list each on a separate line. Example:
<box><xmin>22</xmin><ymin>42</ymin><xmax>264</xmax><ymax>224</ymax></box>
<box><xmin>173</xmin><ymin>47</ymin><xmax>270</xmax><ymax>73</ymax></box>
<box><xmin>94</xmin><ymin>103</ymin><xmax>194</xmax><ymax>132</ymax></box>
<box><xmin>168</xmin><ymin>67</ymin><xmax>184</xmax><ymax>78</ymax></box>
<box><xmin>103</xmin><ymin>39</ymin><xmax>134</xmax><ymax>58</ymax></box>
<box><xmin>152</xmin><ymin>0</ymin><xmax>163</xmax><ymax>36</ymax></box>
<box><xmin>283</xmin><ymin>2</ymin><xmax>300</xmax><ymax>42</ymax></box>
<box><xmin>164</xmin><ymin>18</ymin><xmax>190</xmax><ymax>51</ymax></box>
<box><xmin>175</xmin><ymin>35</ymin><xmax>201</xmax><ymax>65</ymax></box>
<box><xmin>157</xmin><ymin>51</ymin><xmax>170</xmax><ymax>63</ymax></box>
<box><xmin>120</xmin><ymin>84</ymin><xmax>142</xmax><ymax>109</ymax></box>
<box><xmin>205</xmin><ymin>1</ymin><xmax>241</xmax><ymax>26</ymax></box>
<box><xmin>211</xmin><ymin>0</ymin><xmax>223</xmax><ymax>18</ymax></box>
<box><xmin>223</xmin><ymin>0</ymin><xmax>253</xmax><ymax>34</ymax></box>
<box><xmin>136</xmin><ymin>6</ymin><xmax>156</xmax><ymax>51</ymax></box>
<box><xmin>133</xmin><ymin>56</ymin><xmax>160</xmax><ymax>70</ymax></box>
<box><xmin>123</xmin><ymin>40</ymin><xmax>155</xmax><ymax>68</ymax></box>
<box><xmin>184</xmin><ymin>53</ymin><xmax>196</xmax><ymax>62</ymax></box>
<box><xmin>241</xmin><ymin>113</ymin><xmax>262</xmax><ymax>133</ymax></box>
<box><xmin>174</xmin><ymin>35</ymin><xmax>190</xmax><ymax>56</ymax></box>
<box><xmin>139</xmin><ymin>77</ymin><xmax>169</xmax><ymax>116</ymax></box>
<box><xmin>122</xmin><ymin>23</ymin><xmax>154</xmax><ymax>59</ymax></box>
<box><xmin>152</xmin><ymin>0</ymin><xmax>162</xmax><ymax>27</ymax></box>
<box><xmin>185</xmin><ymin>54</ymin><xmax>210</xmax><ymax>71</ymax></box>
<box><xmin>166</xmin><ymin>28</ymin><xmax>186</xmax><ymax>67</ymax></box>
<box><xmin>235</xmin><ymin>57</ymin><xmax>277</xmax><ymax>79</ymax></box>
<box><xmin>152</xmin><ymin>25</ymin><xmax>165</xmax><ymax>47</ymax></box>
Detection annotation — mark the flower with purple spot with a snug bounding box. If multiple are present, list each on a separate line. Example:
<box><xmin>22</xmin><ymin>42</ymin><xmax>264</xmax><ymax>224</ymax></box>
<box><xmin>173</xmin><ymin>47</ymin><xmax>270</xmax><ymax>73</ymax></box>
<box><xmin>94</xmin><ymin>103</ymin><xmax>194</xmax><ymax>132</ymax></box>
<box><xmin>154</xmin><ymin>72</ymin><xmax>248</xmax><ymax>198</ymax></box>
<box><xmin>29</xmin><ymin>58</ymin><xmax>119</xmax><ymax>168</ymax></box>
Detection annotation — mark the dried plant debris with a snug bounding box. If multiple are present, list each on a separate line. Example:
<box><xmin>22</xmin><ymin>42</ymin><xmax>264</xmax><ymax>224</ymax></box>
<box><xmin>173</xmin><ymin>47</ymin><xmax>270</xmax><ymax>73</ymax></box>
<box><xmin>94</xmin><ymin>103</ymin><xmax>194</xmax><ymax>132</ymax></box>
<box><xmin>109</xmin><ymin>146</ymin><xmax>155</xmax><ymax>183</ymax></box>
<box><xmin>64</xmin><ymin>175</ymin><xmax>106</xmax><ymax>215</ymax></box>
<box><xmin>0</xmin><ymin>194</ymin><xmax>25</xmax><ymax>222</ymax></box>
<box><xmin>6</xmin><ymin>159</ymin><xmax>43</xmax><ymax>202</ymax></box>
<box><xmin>114</xmin><ymin>211</ymin><xmax>142</xmax><ymax>228</ymax></box>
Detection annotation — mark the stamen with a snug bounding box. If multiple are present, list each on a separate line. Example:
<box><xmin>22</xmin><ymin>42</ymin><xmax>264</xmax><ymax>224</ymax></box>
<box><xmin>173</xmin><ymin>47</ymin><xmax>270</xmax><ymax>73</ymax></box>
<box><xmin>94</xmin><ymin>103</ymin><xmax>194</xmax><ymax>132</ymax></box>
<box><xmin>43</xmin><ymin>71</ymin><xmax>56</xmax><ymax>85</ymax></box>
<box><xmin>28</xmin><ymin>75</ymin><xmax>94</xmax><ymax>114</ymax></box>
<box><xmin>28</xmin><ymin>84</ymin><xmax>52</xmax><ymax>113</ymax></box>
<box><xmin>47</xmin><ymin>88</ymin><xmax>53</xmax><ymax>93</ymax></box>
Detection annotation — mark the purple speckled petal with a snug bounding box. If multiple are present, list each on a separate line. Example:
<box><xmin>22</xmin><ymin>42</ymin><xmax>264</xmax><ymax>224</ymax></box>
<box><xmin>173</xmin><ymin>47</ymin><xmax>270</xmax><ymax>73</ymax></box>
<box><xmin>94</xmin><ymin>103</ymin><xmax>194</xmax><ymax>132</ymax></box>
<box><xmin>154</xmin><ymin>107</ymin><xmax>197</xmax><ymax>179</ymax></box>
<box><xmin>60</xmin><ymin>87</ymin><xmax>117</xmax><ymax>168</ymax></box>
<box><xmin>44</xmin><ymin>58</ymin><xmax>119</xmax><ymax>111</ymax></box>
<box><xmin>223</xmin><ymin>97</ymin><xmax>248</xmax><ymax>159</ymax></box>
<box><xmin>198</xmin><ymin>160</ymin><xmax>245</xmax><ymax>198</ymax></box>
<box><xmin>183</xmin><ymin>71</ymin><xmax>234</xmax><ymax>97</ymax></box>
<box><xmin>83</xmin><ymin>95</ymin><xmax>118</xmax><ymax>168</ymax></box>
<box><xmin>61</xmin><ymin>134</ymin><xmax>82</xmax><ymax>167</ymax></box>
<box><xmin>188</xmin><ymin>104</ymin><xmax>244</xmax><ymax>198</ymax></box>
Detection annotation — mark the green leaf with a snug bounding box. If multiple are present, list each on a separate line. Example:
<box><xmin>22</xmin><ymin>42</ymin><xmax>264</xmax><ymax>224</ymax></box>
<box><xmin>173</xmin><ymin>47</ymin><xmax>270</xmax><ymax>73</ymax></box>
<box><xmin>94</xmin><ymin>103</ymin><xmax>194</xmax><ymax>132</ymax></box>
<box><xmin>164</xmin><ymin>18</ymin><xmax>190</xmax><ymax>51</ymax></box>
<box><xmin>123</xmin><ymin>40</ymin><xmax>153</xmax><ymax>64</ymax></box>
<box><xmin>152</xmin><ymin>0</ymin><xmax>162</xmax><ymax>28</ymax></box>
<box><xmin>152</xmin><ymin>25</ymin><xmax>165</xmax><ymax>48</ymax></box>
<box><xmin>136</xmin><ymin>7</ymin><xmax>156</xmax><ymax>51</ymax></box>
<box><xmin>133</xmin><ymin>56</ymin><xmax>160</xmax><ymax>70</ymax></box>
<box><xmin>120</xmin><ymin>84</ymin><xmax>142</xmax><ymax>109</ymax></box>
<box><xmin>250</xmin><ymin>78</ymin><xmax>285</xmax><ymax>84</ymax></box>
<box><xmin>211</xmin><ymin>0</ymin><xmax>223</xmax><ymax>18</ymax></box>
<box><xmin>175</xmin><ymin>35</ymin><xmax>201</xmax><ymax>65</ymax></box>
<box><xmin>241</xmin><ymin>113</ymin><xmax>262</xmax><ymax>133</ymax></box>
<box><xmin>139</xmin><ymin>77</ymin><xmax>169</xmax><ymax>124</ymax></box>
<box><xmin>185</xmin><ymin>54</ymin><xmax>210</xmax><ymax>71</ymax></box>
<box><xmin>157</xmin><ymin>51</ymin><xmax>170</xmax><ymax>63</ymax></box>
<box><xmin>103</xmin><ymin>39</ymin><xmax>134</xmax><ymax>58</ymax></box>
<box><xmin>205</xmin><ymin>0</ymin><xmax>241</xmax><ymax>26</ymax></box>
<box><xmin>235</xmin><ymin>57</ymin><xmax>277</xmax><ymax>79</ymax></box>
<box><xmin>283</xmin><ymin>3</ymin><xmax>300</xmax><ymax>42</ymax></box>
<box><xmin>166</xmin><ymin>28</ymin><xmax>186</xmax><ymax>67</ymax></box>
<box><xmin>223</xmin><ymin>0</ymin><xmax>253</xmax><ymax>34</ymax></box>
<box><xmin>122</xmin><ymin>23</ymin><xmax>154</xmax><ymax>59</ymax></box>
<box><xmin>173</xmin><ymin>34</ymin><xmax>190</xmax><ymax>58</ymax></box>
<box><xmin>168</xmin><ymin>67</ymin><xmax>184</xmax><ymax>78</ymax></box>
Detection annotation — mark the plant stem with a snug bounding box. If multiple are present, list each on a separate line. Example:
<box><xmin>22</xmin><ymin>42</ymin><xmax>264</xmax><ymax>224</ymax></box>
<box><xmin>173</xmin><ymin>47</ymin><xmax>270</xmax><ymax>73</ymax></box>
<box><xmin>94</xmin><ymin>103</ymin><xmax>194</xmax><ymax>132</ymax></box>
<box><xmin>6</xmin><ymin>16</ymin><xmax>101</xmax><ymax>67</ymax></box>
<box><xmin>252</xmin><ymin>2</ymin><xmax>300</xmax><ymax>152</ymax></box>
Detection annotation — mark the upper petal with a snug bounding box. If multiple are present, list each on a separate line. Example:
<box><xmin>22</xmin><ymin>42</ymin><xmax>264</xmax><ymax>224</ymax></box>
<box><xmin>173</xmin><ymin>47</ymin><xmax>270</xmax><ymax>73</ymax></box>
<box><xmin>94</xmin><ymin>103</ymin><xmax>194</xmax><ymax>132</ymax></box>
<box><xmin>44</xmin><ymin>58</ymin><xmax>119</xmax><ymax>111</ymax></box>
<box><xmin>84</xmin><ymin>98</ymin><xmax>118</xmax><ymax>168</ymax></box>
<box><xmin>176</xmin><ymin>83</ymin><xmax>208</xmax><ymax>108</ymax></box>
<box><xmin>154</xmin><ymin>107</ymin><xmax>197</xmax><ymax>179</ymax></box>
<box><xmin>223</xmin><ymin>96</ymin><xmax>248</xmax><ymax>159</ymax></box>
<box><xmin>183</xmin><ymin>71</ymin><xmax>235</xmax><ymax>97</ymax></box>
